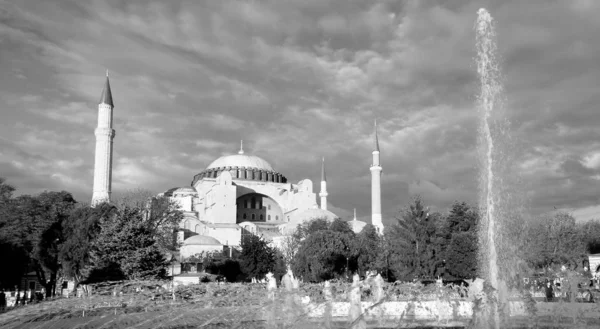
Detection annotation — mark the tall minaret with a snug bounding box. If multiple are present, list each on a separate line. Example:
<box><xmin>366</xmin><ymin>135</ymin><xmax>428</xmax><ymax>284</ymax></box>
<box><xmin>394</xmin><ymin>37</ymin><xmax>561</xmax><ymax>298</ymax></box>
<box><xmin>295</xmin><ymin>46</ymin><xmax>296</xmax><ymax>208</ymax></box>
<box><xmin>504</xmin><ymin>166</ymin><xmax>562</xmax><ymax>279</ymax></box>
<box><xmin>319</xmin><ymin>157</ymin><xmax>328</xmax><ymax>210</ymax></box>
<box><xmin>91</xmin><ymin>70</ymin><xmax>115</xmax><ymax>207</ymax></box>
<box><xmin>370</xmin><ymin>120</ymin><xmax>384</xmax><ymax>234</ymax></box>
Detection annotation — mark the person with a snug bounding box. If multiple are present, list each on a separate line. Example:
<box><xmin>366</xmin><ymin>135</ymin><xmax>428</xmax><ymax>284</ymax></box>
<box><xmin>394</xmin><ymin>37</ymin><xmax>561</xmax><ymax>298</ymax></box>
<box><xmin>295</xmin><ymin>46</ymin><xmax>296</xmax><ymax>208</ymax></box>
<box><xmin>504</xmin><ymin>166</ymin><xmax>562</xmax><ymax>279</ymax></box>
<box><xmin>545</xmin><ymin>281</ymin><xmax>554</xmax><ymax>302</ymax></box>
<box><xmin>0</xmin><ymin>289</ymin><xmax>6</xmax><ymax>311</ymax></box>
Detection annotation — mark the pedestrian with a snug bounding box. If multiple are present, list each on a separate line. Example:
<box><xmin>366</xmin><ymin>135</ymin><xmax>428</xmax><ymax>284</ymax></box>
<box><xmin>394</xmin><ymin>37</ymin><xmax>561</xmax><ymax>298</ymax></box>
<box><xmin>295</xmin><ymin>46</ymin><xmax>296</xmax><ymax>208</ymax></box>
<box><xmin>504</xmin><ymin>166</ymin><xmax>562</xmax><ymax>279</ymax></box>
<box><xmin>0</xmin><ymin>289</ymin><xmax>6</xmax><ymax>311</ymax></box>
<box><xmin>545</xmin><ymin>281</ymin><xmax>554</xmax><ymax>302</ymax></box>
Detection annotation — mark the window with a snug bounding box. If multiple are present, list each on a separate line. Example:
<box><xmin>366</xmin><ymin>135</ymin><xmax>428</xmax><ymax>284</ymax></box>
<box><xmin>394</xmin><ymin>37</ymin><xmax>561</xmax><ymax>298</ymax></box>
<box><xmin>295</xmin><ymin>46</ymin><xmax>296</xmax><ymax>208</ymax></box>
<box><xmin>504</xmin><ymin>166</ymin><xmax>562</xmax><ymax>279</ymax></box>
<box><xmin>268</xmin><ymin>215</ymin><xmax>271</xmax><ymax>221</ymax></box>
<box><xmin>251</xmin><ymin>197</ymin><xmax>256</xmax><ymax>209</ymax></box>
<box><xmin>276</xmin><ymin>216</ymin><xmax>279</xmax><ymax>221</ymax></box>
<box><xmin>184</xmin><ymin>220</ymin><xmax>191</xmax><ymax>230</ymax></box>
<box><xmin>244</xmin><ymin>200</ymin><xmax>248</xmax><ymax>208</ymax></box>
<box><xmin>243</xmin><ymin>213</ymin><xmax>247</xmax><ymax>220</ymax></box>
<box><xmin>251</xmin><ymin>214</ymin><xmax>256</xmax><ymax>220</ymax></box>
<box><xmin>260</xmin><ymin>214</ymin><xmax>263</xmax><ymax>220</ymax></box>
<box><xmin>268</xmin><ymin>205</ymin><xmax>271</xmax><ymax>210</ymax></box>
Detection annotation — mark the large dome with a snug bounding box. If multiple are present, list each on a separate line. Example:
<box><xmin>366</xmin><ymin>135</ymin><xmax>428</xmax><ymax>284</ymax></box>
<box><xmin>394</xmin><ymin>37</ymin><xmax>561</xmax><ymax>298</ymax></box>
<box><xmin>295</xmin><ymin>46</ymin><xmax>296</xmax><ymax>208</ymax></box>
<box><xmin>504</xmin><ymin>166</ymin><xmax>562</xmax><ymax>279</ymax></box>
<box><xmin>206</xmin><ymin>154</ymin><xmax>274</xmax><ymax>171</ymax></box>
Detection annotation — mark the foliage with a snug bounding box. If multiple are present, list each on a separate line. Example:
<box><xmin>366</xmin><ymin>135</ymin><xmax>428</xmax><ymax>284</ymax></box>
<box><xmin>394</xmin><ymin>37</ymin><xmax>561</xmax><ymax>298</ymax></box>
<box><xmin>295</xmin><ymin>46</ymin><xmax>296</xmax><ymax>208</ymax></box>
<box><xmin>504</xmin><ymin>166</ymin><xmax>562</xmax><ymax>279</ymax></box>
<box><xmin>239</xmin><ymin>234</ymin><xmax>277</xmax><ymax>280</ymax></box>
<box><xmin>523</xmin><ymin>212</ymin><xmax>585</xmax><ymax>270</ymax></box>
<box><xmin>445</xmin><ymin>232</ymin><xmax>478</xmax><ymax>279</ymax></box>
<box><xmin>113</xmin><ymin>188</ymin><xmax>184</xmax><ymax>252</ymax></box>
<box><xmin>441</xmin><ymin>202</ymin><xmax>479</xmax><ymax>279</ymax></box>
<box><xmin>86</xmin><ymin>205</ymin><xmax>168</xmax><ymax>281</ymax></box>
<box><xmin>353</xmin><ymin>224</ymin><xmax>383</xmax><ymax>276</ymax></box>
<box><xmin>329</xmin><ymin>218</ymin><xmax>354</xmax><ymax>235</ymax></box>
<box><xmin>292</xmin><ymin>230</ymin><xmax>353</xmax><ymax>282</ymax></box>
<box><xmin>293</xmin><ymin>217</ymin><xmax>330</xmax><ymax>240</ymax></box>
<box><xmin>205</xmin><ymin>258</ymin><xmax>242</xmax><ymax>282</ymax></box>
<box><xmin>59</xmin><ymin>203</ymin><xmax>117</xmax><ymax>285</ymax></box>
<box><xmin>1</xmin><ymin>191</ymin><xmax>77</xmax><ymax>296</ymax></box>
<box><xmin>387</xmin><ymin>196</ymin><xmax>444</xmax><ymax>281</ymax></box>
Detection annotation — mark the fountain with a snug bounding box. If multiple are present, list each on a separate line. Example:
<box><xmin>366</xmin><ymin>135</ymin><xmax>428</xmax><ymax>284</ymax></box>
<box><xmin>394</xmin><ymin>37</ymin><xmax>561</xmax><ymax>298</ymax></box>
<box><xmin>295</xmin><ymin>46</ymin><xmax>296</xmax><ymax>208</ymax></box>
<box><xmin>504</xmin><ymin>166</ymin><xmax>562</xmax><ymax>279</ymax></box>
<box><xmin>476</xmin><ymin>8</ymin><xmax>531</xmax><ymax>329</ymax></box>
<box><xmin>476</xmin><ymin>7</ymin><xmax>504</xmax><ymax>329</ymax></box>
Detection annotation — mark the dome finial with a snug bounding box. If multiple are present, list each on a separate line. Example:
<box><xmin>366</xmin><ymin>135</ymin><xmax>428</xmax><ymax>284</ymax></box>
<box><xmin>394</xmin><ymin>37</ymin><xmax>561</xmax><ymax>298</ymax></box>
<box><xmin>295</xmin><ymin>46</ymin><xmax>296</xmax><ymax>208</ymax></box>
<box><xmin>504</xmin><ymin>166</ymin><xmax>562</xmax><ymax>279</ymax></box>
<box><xmin>238</xmin><ymin>140</ymin><xmax>244</xmax><ymax>155</ymax></box>
<box><xmin>353</xmin><ymin>208</ymin><xmax>357</xmax><ymax>221</ymax></box>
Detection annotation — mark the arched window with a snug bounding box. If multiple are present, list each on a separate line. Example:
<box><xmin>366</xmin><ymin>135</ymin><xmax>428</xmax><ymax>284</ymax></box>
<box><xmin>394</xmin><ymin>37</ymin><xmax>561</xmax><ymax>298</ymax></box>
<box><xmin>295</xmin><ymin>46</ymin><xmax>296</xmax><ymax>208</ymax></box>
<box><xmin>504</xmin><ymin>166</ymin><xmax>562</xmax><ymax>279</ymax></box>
<box><xmin>268</xmin><ymin>205</ymin><xmax>271</xmax><ymax>210</ymax></box>
<box><xmin>259</xmin><ymin>200</ymin><xmax>263</xmax><ymax>209</ymax></box>
<box><xmin>244</xmin><ymin>200</ymin><xmax>248</xmax><ymax>208</ymax></box>
<box><xmin>260</xmin><ymin>214</ymin><xmax>263</xmax><ymax>221</ymax></box>
<box><xmin>184</xmin><ymin>220</ymin><xmax>191</xmax><ymax>230</ymax></box>
<box><xmin>268</xmin><ymin>215</ymin><xmax>271</xmax><ymax>221</ymax></box>
<box><xmin>195</xmin><ymin>224</ymin><xmax>200</xmax><ymax>233</ymax></box>
<box><xmin>251</xmin><ymin>197</ymin><xmax>256</xmax><ymax>209</ymax></box>
<box><xmin>251</xmin><ymin>214</ymin><xmax>256</xmax><ymax>220</ymax></box>
<box><xmin>243</xmin><ymin>213</ymin><xmax>247</xmax><ymax>220</ymax></box>
<box><xmin>276</xmin><ymin>216</ymin><xmax>279</xmax><ymax>221</ymax></box>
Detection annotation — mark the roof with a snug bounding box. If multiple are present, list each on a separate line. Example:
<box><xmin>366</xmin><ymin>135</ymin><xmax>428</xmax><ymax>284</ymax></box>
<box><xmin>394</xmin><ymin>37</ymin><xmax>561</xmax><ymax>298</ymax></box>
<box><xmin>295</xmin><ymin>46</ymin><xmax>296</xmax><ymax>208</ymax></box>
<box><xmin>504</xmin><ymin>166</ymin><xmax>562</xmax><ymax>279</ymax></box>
<box><xmin>99</xmin><ymin>73</ymin><xmax>114</xmax><ymax>107</ymax></box>
<box><xmin>206</xmin><ymin>154</ymin><xmax>274</xmax><ymax>171</ymax></box>
<box><xmin>182</xmin><ymin>235</ymin><xmax>222</xmax><ymax>246</ymax></box>
<box><xmin>282</xmin><ymin>207</ymin><xmax>338</xmax><ymax>234</ymax></box>
<box><xmin>205</xmin><ymin>223</ymin><xmax>241</xmax><ymax>229</ymax></box>
<box><xmin>348</xmin><ymin>220</ymin><xmax>367</xmax><ymax>234</ymax></box>
<box><xmin>163</xmin><ymin>187</ymin><xmax>197</xmax><ymax>196</ymax></box>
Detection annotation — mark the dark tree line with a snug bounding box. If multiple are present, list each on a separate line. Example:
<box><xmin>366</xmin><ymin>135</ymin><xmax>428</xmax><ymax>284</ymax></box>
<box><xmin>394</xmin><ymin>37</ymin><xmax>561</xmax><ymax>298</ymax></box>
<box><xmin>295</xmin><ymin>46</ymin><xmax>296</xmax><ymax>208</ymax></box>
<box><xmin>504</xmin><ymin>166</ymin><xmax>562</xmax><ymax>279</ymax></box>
<box><xmin>0</xmin><ymin>178</ymin><xmax>184</xmax><ymax>294</ymax></box>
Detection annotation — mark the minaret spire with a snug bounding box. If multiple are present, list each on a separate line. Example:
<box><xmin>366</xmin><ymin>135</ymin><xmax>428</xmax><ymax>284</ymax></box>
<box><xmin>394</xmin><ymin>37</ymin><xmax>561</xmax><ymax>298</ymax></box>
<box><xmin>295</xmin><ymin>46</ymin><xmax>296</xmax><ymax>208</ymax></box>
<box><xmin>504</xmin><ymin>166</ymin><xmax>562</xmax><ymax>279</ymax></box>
<box><xmin>238</xmin><ymin>140</ymin><xmax>244</xmax><ymax>155</ymax></box>
<box><xmin>319</xmin><ymin>157</ymin><xmax>328</xmax><ymax>211</ymax></box>
<box><xmin>99</xmin><ymin>71</ymin><xmax>114</xmax><ymax>107</ymax></box>
<box><xmin>374</xmin><ymin>119</ymin><xmax>380</xmax><ymax>151</ymax></box>
<box><xmin>92</xmin><ymin>71</ymin><xmax>116</xmax><ymax>207</ymax></box>
<box><xmin>370</xmin><ymin>119</ymin><xmax>383</xmax><ymax>234</ymax></box>
<box><xmin>353</xmin><ymin>208</ymin><xmax>357</xmax><ymax>221</ymax></box>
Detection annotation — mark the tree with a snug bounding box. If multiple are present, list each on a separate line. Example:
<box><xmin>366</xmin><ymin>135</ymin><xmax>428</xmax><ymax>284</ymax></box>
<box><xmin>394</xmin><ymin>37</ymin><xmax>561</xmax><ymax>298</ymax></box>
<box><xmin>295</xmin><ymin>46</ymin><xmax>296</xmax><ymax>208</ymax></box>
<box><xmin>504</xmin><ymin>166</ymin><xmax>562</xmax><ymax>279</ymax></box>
<box><xmin>353</xmin><ymin>224</ymin><xmax>383</xmax><ymax>276</ymax></box>
<box><xmin>440</xmin><ymin>202</ymin><xmax>479</xmax><ymax>279</ymax></box>
<box><xmin>0</xmin><ymin>178</ymin><xmax>28</xmax><ymax>289</ymax></box>
<box><xmin>1</xmin><ymin>191</ymin><xmax>77</xmax><ymax>296</ymax></box>
<box><xmin>292</xmin><ymin>230</ymin><xmax>353</xmax><ymax>282</ymax></box>
<box><xmin>523</xmin><ymin>212</ymin><xmax>585</xmax><ymax>270</ymax></box>
<box><xmin>239</xmin><ymin>234</ymin><xmax>276</xmax><ymax>281</ymax></box>
<box><xmin>113</xmin><ymin>188</ymin><xmax>184</xmax><ymax>252</ymax></box>
<box><xmin>86</xmin><ymin>206</ymin><xmax>168</xmax><ymax>281</ymax></box>
<box><xmin>445</xmin><ymin>232</ymin><xmax>478</xmax><ymax>279</ymax></box>
<box><xmin>387</xmin><ymin>196</ymin><xmax>443</xmax><ymax>281</ymax></box>
<box><xmin>578</xmin><ymin>220</ymin><xmax>600</xmax><ymax>256</ymax></box>
<box><xmin>59</xmin><ymin>203</ymin><xmax>117</xmax><ymax>285</ymax></box>
<box><xmin>329</xmin><ymin>218</ymin><xmax>354</xmax><ymax>235</ymax></box>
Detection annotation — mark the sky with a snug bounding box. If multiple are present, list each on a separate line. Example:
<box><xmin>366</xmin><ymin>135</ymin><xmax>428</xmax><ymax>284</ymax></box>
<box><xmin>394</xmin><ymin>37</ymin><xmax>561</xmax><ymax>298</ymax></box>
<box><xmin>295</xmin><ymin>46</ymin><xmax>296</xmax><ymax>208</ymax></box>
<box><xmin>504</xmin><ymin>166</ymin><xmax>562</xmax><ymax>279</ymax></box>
<box><xmin>1</xmin><ymin>0</ymin><xmax>600</xmax><ymax>226</ymax></box>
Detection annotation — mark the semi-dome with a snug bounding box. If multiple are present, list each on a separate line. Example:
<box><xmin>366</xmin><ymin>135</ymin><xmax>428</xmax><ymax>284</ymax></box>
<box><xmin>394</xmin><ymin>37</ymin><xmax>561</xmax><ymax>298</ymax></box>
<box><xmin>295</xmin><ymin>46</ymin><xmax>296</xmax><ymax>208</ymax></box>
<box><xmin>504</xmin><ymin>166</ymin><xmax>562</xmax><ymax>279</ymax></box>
<box><xmin>182</xmin><ymin>235</ymin><xmax>222</xmax><ymax>246</ymax></box>
<box><xmin>282</xmin><ymin>207</ymin><xmax>338</xmax><ymax>235</ymax></box>
<box><xmin>348</xmin><ymin>220</ymin><xmax>367</xmax><ymax>234</ymax></box>
<box><xmin>206</xmin><ymin>154</ymin><xmax>274</xmax><ymax>172</ymax></box>
<box><xmin>162</xmin><ymin>187</ymin><xmax>197</xmax><ymax>197</ymax></box>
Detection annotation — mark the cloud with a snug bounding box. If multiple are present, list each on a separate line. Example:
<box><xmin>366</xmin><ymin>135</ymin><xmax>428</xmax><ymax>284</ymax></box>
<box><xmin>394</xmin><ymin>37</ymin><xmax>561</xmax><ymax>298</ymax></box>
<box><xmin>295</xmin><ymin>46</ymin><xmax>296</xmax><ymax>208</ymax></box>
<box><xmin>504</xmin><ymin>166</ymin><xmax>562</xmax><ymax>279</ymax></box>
<box><xmin>1</xmin><ymin>0</ymin><xmax>600</xmax><ymax>223</ymax></box>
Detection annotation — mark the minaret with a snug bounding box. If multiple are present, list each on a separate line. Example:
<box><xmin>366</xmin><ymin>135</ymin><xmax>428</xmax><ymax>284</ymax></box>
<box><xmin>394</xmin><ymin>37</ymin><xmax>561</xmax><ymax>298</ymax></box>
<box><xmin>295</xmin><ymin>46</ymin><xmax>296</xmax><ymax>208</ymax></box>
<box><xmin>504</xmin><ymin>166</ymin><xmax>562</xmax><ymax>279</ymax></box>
<box><xmin>91</xmin><ymin>70</ymin><xmax>115</xmax><ymax>207</ymax></box>
<box><xmin>239</xmin><ymin>140</ymin><xmax>244</xmax><ymax>155</ymax></box>
<box><xmin>319</xmin><ymin>157</ymin><xmax>328</xmax><ymax>211</ymax></box>
<box><xmin>370</xmin><ymin>120</ymin><xmax>384</xmax><ymax>234</ymax></box>
<box><xmin>353</xmin><ymin>208</ymin><xmax>357</xmax><ymax>221</ymax></box>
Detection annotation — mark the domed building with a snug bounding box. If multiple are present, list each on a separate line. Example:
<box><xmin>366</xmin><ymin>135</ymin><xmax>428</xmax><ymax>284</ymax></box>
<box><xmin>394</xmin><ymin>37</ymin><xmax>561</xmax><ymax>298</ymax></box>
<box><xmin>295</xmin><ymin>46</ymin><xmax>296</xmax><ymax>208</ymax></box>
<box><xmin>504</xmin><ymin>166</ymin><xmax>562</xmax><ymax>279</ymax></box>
<box><xmin>88</xmin><ymin>74</ymin><xmax>384</xmax><ymax>282</ymax></box>
<box><xmin>159</xmin><ymin>142</ymin><xmax>352</xmax><ymax>250</ymax></box>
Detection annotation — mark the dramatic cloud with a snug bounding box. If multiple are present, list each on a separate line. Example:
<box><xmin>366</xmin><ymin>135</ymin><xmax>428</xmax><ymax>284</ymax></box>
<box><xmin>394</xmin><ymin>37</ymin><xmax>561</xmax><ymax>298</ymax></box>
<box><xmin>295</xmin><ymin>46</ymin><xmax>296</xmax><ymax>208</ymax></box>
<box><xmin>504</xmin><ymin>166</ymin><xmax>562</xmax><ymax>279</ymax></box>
<box><xmin>2</xmin><ymin>0</ymin><xmax>600</xmax><ymax>226</ymax></box>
